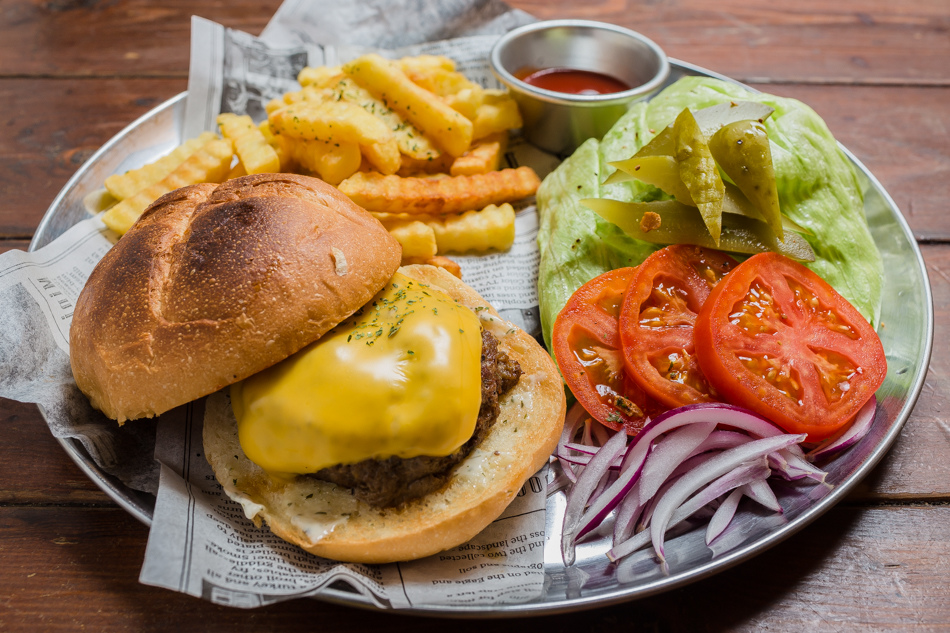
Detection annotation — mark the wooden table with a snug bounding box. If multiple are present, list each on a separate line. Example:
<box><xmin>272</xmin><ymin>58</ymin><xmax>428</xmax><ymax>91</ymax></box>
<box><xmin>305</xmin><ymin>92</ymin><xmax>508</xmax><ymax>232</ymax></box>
<box><xmin>2</xmin><ymin>1</ymin><xmax>947</xmax><ymax>630</ymax></box>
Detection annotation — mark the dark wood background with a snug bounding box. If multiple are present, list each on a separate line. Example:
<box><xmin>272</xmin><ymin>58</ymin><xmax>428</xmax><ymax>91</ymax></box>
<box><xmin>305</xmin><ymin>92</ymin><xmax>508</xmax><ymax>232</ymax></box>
<box><xmin>1</xmin><ymin>0</ymin><xmax>948</xmax><ymax>630</ymax></box>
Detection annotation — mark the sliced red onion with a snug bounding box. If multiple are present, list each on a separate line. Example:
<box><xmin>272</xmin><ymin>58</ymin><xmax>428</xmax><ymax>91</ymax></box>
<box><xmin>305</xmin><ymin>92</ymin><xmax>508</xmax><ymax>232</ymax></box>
<box><xmin>560</xmin><ymin>428</ymin><xmax>627</xmax><ymax>566</ymax></box>
<box><xmin>807</xmin><ymin>395</ymin><xmax>878</xmax><ymax>460</ymax></box>
<box><xmin>612</xmin><ymin>479</ymin><xmax>644</xmax><ymax>545</ymax></box>
<box><xmin>637</xmin><ymin>422</ymin><xmax>717</xmax><ymax>504</ymax></box>
<box><xmin>557</xmin><ymin>403</ymin><xmax>592</xmax><ymax>483</ymax></box>
<box><xmin>570</xmin><ymin>406</ymin><xmax>753</xmax><ymax>541</ymax></box>
<box><xmin>647</xmin><ymin>403</ymin><xmax>786</xmax><ymax>438</ymax></box>
<box><xmin>706</xmin><ymin>488</ymin><xmax>744</xmax><ymax>544</ymax></box>
<box><xmin>608</xmin><ymin>457</ymin><xmax>773</xmax><ymax>562</ymax></box>
<box><xmin>691</xmin><ymin>429</ymin><xmax>753</xmax><ymax>454</ymax></box>
<box><xmin>775</xmin><ymin>448</ymin><xmax>828</xmax><ymax>483</ymax></box>
<box><xmin>740</xmin><ymin>479</ymin><xmax>782</xmax><ymax>512</ymax></box>
<box><xmin>647</xmin><ymin>434</ymin><xmax>803</xmax><ymax>562</ymax></box>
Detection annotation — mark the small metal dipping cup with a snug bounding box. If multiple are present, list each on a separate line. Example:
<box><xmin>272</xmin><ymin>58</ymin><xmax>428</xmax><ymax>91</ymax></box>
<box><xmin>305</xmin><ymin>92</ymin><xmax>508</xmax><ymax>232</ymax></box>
<box><xmin>490</xmin><ymin>20</ymin><xmax>670</xmax><ymax>156</ymax></box>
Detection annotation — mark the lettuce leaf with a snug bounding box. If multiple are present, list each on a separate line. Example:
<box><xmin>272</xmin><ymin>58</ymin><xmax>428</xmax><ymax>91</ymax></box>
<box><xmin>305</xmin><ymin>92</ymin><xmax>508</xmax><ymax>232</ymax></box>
<box><xmin>537</xmin><ymin>76</ymin><xmax>883</xmax><ymax>348</ymax></box>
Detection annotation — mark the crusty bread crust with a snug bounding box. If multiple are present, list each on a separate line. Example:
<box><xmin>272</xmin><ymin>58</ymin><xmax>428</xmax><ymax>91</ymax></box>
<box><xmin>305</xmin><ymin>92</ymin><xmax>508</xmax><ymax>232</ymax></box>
<box><xmin>202</xmin><ymin>265</ymin><xmax>566</xmax><ymax>563</ymax></box>
<box><xmin>70</xmin><ymin>173</ymin><xmax>401</xmax><ymax>423</ymax></box>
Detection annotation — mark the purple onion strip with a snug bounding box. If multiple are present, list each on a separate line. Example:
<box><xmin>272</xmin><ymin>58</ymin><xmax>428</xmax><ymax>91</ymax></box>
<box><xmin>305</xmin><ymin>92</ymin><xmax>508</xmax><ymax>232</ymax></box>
<box><xmin>647</xmin><ymin>434</ymin><xmax>803</xmax><ymax>562</ymax></box>
<box><xmin>807</xmin><ymin>395</ymin><xmax>878</xmax><ymax>460</ymax></box>
<box><xmin>706</xmin><ymin>488</ymin><xmax>744</xmax><ymax>544</ymax></box>
<box><xmin>740</xmin><ymin>479</ymin><xmax>781</xmax><ymax>512</ymax></box>
<box><xmin>560</xmin><ymin>428</ymin><xmax>627</xmax><ymax>565</ymax></box>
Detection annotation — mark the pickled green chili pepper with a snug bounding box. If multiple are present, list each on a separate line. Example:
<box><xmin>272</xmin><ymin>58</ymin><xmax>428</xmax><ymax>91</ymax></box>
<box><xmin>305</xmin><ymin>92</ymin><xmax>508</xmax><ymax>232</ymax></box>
<box><xmin>709</xmin><ymin>120</ymin><xmax>784</xmax><ymax>240</ymax></box>
<box><xmin>604</xmin><ymin>155</ymin><xmax>693</xmax><ymax>202</ymax></box>
<box><xmin>581</xmin><ymin>197</ymin><xmax>815</xmax><ymax>262</ymax></box>
<box><xmin>672</xmin><ymin>108</ymin><xmax>724</xmax><ymax>245</ymax></box>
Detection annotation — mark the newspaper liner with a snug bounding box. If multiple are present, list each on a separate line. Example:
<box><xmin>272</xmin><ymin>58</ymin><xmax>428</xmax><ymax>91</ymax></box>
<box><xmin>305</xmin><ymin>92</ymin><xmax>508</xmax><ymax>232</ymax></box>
<box><xmin>0</xmin><ymin>0</ymin><xmax>574</xmax><ymax>609</ymax></box>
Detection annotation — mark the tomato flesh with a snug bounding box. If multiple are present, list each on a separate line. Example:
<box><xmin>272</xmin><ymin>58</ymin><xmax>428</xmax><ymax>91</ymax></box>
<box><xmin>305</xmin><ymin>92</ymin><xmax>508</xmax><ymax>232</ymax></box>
<box><xmin>553</xmin><ymin>268</ymin><xmax>658</xmax><ymax>434</ymax></box>
<box><xmin>694</xmin><ymin>252</ymin><xmax>887</xmax><ymax>440</ymax></box>
<box><xmin>618</xmin><ymin>245</ymin><xmax>738</xmax><ymax>408</ymax></box>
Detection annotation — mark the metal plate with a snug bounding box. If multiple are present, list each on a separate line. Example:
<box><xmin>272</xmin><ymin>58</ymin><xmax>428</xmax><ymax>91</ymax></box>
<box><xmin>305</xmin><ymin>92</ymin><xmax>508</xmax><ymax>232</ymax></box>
<box><xmin>31</xmin><ymin>61</ymin><xmax>934</xmax><ymax>616</ymax></box>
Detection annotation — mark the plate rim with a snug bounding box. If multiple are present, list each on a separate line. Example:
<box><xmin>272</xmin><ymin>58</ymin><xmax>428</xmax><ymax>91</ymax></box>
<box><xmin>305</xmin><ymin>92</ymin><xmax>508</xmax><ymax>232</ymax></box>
<box><xmin>30</xmin><ymin>60</ymin><xmax>935</xmax><ymax>617</ymax></box>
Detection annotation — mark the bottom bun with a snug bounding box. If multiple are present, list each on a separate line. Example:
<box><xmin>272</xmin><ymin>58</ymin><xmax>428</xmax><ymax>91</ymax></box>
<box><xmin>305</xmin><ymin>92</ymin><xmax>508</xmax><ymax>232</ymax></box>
<box><xmin>203</xmin><ymin>264</ymin><xmax>566</xmax><ymax>563</ymax></box>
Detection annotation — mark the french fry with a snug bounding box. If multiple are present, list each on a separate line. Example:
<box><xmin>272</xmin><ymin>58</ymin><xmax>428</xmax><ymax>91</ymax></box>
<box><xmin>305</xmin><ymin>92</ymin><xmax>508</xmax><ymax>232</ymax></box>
<box><xmin>217</xmin><ymin>113</ymin><xmax>280</xmax><ymax>175</ymax></box>
<box><xmin>338</xmin><ymin>167</ymin><xmax>540</xmax><ymax>215</ymax></box>
<box><xmin>104</xmin><ymin>132</ymin><xmax>216</xmax><ymax>201</ymax></box>
<box><xmin>450</xmin><ymin>132</ymin><xmax>508</xmax><ymax>176</ymax></box>
<box><xmin>428</xmin><ymin>203</ymin><xmax>516</xmax><ymax>253</ymax></box>
<box><xmin>473</xmin><ymin>90</ymin><xmax>523</xmax><ymax>140</ymax></box>
<box><xmin>226</xmin><ymin>161</ymin><xmax>247</xmax><ymax>180</ymax></box>
<box><xmin>269</xmin><ymin>99</ymin><xmax>394</xmax><ymax>147</ymax></box>
<box><xmin>360</xmin><ymin>140</ymin><xmax>401</xmax><ymax>175</ymax></box>
<box><xmin>297</xmin><ymin>65</ymin><xmax>344</xmax><ymax>88</ymax></box>
<box><xmin>102</xmin><ymin>137</ymin><xmax>234</xmax><ymax>235</ymax></box>
<box><xmin>386</xmin><ymin>219</ymin><xmax>438</xmax><ymax>260</ymax></box>
<box><xmin>323</xmin><ymin>77</ymin><xmax>440</xmax><ymax>161</ymax></box>
<box><xmin>291</xmin><ymin>138</ymin><xmax>361</xmax><ymax>185</ymax></box>
<box><xmin>343</xmin><ymin>54</ymin><xmax>473</xmax><ymax>157</ymax></box>
<box><xmin>401</xmin><ymin>255</ymin><xmax>462</xmax><ymax>279</ymax></box>
<box><xmin>258</xmin><ymin>120</ymin><xmax>296</xmax><ymax>172</ymax></box>
<box><xmin>402</xmin><ymin>64</ymin><xmax>485</xmax><ymax>120</ymax></box>
<box><xmin>398</xmin><ymin>55</ymin><xmax>456</xmax><ymax>76</ymax></box>
<box><xmin>397</xmin><ymin>153</ymin><xmax>454</xmax><ymax>177</ymax></box>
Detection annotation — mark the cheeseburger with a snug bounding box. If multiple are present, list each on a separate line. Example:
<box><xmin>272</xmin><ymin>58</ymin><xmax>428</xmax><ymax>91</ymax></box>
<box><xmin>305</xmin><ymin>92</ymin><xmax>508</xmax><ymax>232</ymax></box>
<box><xmin>70</xmin><ymin>173</ymin><xmax>565</xmax><ymax>563</ymax></box>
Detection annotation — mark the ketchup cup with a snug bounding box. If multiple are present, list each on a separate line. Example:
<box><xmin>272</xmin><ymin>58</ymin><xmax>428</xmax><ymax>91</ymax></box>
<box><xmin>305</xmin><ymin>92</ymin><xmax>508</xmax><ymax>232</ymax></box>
<box><xmin>490</xmin><ymin>20</ymin><xmax>669</xmax><ymax>155</ymax></box>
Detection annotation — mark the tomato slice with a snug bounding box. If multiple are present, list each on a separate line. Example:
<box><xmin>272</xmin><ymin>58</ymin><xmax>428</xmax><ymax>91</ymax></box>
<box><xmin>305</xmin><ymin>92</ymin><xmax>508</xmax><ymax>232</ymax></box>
<box><xmin>694</xmin><ymin>252</ymin><xmax>887</xmax><ymax>440</ymax></box>
<box><xmin>552</xmin><ymin>267</ymin><xmax>658</xmax><ymax>435</ymax></box>
<box><xmin>618</xmin><ymin>245</ymin><xmax>738</xmax><ymax>408</ymax></box>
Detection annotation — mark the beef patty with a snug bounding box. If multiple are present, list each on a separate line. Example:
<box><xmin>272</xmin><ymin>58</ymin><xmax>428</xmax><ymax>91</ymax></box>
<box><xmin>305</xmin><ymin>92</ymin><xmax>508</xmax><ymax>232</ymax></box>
<box><xmin>312</xmin><ymin>328</ymin><xmax>521</xmax><ymax>508</ymax></box>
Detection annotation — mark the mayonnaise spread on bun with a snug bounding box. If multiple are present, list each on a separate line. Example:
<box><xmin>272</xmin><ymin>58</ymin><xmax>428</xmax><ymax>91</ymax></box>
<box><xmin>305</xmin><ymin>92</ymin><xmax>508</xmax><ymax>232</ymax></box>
<box><xmin>231</xmin><ymin>272</ymin><xmax>482</xmax><ymax>476</ymax></box>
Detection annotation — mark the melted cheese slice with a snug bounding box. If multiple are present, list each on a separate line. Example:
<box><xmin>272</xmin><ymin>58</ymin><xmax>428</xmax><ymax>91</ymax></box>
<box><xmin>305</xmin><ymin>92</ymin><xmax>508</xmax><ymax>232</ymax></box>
<box><xmin>231</xmin><ymin>272</ymin><xmax>483</xmax><ymax>475</ymax></box>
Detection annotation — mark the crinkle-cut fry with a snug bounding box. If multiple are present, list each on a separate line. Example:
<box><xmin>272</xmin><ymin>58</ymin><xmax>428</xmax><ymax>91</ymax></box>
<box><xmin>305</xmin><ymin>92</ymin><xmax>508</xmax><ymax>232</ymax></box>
<box><xmin>217</xmin><ymin>113</ymin><xmax>280</xmax><ymax>175</ymax></box>
<box><xmin>361</xmin><ymin>139</ymin><xmax>401</xmax><ymax>175</ymax></box>
<box><xmin>450</xmin><ymin>132</ymin><xmax>508</xmax><ymax>176</ymax></box>
<box><xmin>343</xmin><ymin>54</ymin><xmax>473</xmax><ymax>157</ymax></box>
<box><xmin>102</xmin><ymin>138</ymin><xmax>233</xmax><ymax>235</ymax></box>
<box><xmin>428</xmin><ymin>203</ymin><xmax>516</xmax><ymax>253</ymax></box>
<box><xmin>397</xmin><ymin>153</ymin><xmax>453</xmax><ymax>177</ymax></box>
<box><xmin>473</xmin><ymin>90</ymin><xmax>523</xmax><ymax>140</ymax></box>
<box><xmin>269</xmin><ymin>99</ymin><xmax>394</xmax><ymax>147</ymax></box>
<box><xmin>402</xmin><ymin>255</ymin><xmax>462</xmax><ymax>279</ymax></box>
<box><xmin>339</xmin><ymin>167</ymin><xmax>540</xmax><ymax>215</ymax></box>
<box><xmin>291</xmin><ymin>138</ymin><xmax>361</xmax><ymax>186</ymax></box>
<box><xmin>104</xmin><ymin>131</ymin><xmax>216</xmax><ymax>201</ymax></box>
<box><xmin>258</xmin><ymin>120</ymin><xmax>296</xmax><ymax>172</ymax></box>
<box><xmin>386</xmin><ymin>219</ymin><xmax>438</xmax><ymax>260</ymax></box>
<box><xmin>297</xmin><ymin>65</ymin><xmax>343</xmax><ymax>88</ymax></box>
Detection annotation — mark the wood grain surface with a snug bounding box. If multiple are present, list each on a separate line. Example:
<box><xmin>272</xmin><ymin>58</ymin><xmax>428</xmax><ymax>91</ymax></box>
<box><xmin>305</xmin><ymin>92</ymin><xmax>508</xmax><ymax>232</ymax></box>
<box><xmin>1</xmin><ymin>0</ymin><xmax>947</xmax><ymax>630</ymax></box>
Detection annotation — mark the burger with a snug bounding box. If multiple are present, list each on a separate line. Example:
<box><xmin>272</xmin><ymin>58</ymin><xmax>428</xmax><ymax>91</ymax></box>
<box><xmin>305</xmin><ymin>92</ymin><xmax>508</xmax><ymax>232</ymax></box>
<box><xmin>69</xmin><ymin>173</ymin><xmax>565</xmax><ymax>563</ymax></box>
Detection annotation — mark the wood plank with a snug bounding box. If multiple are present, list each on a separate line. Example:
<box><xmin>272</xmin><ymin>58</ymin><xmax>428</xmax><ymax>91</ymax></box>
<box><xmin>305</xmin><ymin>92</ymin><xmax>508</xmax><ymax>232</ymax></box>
<box><xmin>0</xmin><ymin>505</ymin><xmax>948</xmax><ymax>630</ymax></box>
<box><xmin>2</xmin><ymin>0</ymin><xmax>946</xmax><ymax>85</ymax></box>
<box><xmin>511</xmin><ymin>0</ymin><xmax>950</xmax><ymax>85</ymax></box>
<box><xmin>0</xmin><ymin>0</ymin><xmax>282</xmax><ymax>77</ymax></box>
<box><xmin>0</xmin><ymin>78</ymin><xmax>186</xmax><ymax>237</ymax></box>
<box><xmin>0</xmin><ymin>400</ymin><xmax>107</xmax><ymax>504</ymax></box>
<box><xmin>3</xmin><ymin>78</ymin><xmax>949</xmax><ymax>240</ymax></box>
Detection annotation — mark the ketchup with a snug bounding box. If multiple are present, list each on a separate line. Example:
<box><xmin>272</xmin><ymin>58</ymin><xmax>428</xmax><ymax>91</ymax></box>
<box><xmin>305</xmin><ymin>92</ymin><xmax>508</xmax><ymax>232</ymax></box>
<box><xmin>516</xmin><ymin>67</ymin><xmax>631</xmax><ymax>95</ymax></box>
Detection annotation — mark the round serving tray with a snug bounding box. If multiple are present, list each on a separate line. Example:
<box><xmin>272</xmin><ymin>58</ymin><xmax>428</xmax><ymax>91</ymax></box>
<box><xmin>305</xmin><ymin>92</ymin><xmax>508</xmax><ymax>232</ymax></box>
<box><xmin>31</xmin><ymin>60</ymin><xmax>934</xmax><ymax>616</ymax></box>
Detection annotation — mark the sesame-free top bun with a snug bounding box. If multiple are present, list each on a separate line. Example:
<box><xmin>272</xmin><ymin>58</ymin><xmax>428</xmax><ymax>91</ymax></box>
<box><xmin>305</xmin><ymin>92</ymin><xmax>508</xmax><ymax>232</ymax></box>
<box><xmin>70</xmin><ymin>173</ymin><xmax>401</xmax><ymax>423</ymax></box>
<box><xmin>202</xmin><ymin>264</ymin><xmax>567</xmax><ymax>564</ymax></box>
